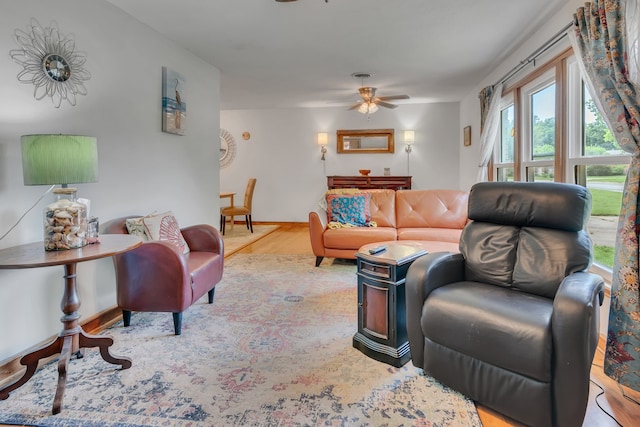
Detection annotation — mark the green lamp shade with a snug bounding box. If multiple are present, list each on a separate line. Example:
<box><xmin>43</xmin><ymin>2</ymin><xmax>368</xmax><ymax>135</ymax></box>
<box><xmin>21</xmin><ymin>135</ymin><xmax>98</xmax><ymax>185</ymax></box>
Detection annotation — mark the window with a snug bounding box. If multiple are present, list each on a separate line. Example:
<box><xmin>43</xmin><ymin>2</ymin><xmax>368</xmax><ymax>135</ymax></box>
<box><xmin>492</xmin><ymin>51</ymin><xmax>630</xmax><ymax>274</ymax></box>
<box><xmin>522</xmin><ymin>72</ymin><xmax>556</xmax><ymax>182</ymax></box>
<box><xmin>495</xmin><ymin>99</ymin><xmax>515</xmax><ymax>181</ymax></box>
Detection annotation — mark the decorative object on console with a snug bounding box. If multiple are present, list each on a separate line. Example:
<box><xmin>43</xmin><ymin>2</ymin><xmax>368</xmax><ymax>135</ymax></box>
<box><xmin>21</xmin><ymin>134</ymin><xmax>98</xmax><ymax>251</ymax></box>
<box><xmin>358</xmin><ymin>169</ymin><xmax>371</xmax><ymax>176</ymax></box>
<box><xmin>220</xmin><ymin>128</ymin><xmax>237</xmax><ymax>168</ymax></box>
<box><xmin>317</xmin><ymin>132</ymin><xmax>328</xmax><ymax>160</ymax></box>
<box><xmin>10</xmin><ymin>19</ymin><xmax>91</xmax><ymax>108</ymax></box>
<box><xmin>162</xmin><ymin>67</ymin><xmax>186</xmax><ymax>135</ymax></box>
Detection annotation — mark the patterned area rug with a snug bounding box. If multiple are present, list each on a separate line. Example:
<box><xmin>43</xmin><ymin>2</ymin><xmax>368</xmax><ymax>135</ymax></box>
<box><xmin>0</xmin><ymin>254</ymin><xmax>481</xmax><ymax>427</ymax></box>
<box><xmin>222</xmin><ymin>224</ymin><xmax>279</xmax><ymax>256</ymax></box>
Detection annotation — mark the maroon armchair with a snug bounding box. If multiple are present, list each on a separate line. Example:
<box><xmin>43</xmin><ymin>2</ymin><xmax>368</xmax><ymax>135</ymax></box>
<box><xmin>102</xmin><ymin>216</ymin><xmax>224</xmax><ymax>335</ymax></box>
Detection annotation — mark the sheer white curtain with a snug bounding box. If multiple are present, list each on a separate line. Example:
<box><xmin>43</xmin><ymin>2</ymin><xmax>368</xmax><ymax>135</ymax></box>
<box><xmin>476</xmin><ymin>82</ymin><xmax>503</xmax><ymax>182</ymax></box>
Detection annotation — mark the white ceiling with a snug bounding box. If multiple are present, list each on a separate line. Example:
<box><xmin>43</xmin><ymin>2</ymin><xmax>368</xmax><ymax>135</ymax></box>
<box><xmin>105</xmin><ymin>0</ymin><xmax>569</xmax><ymax>110</ymax></box>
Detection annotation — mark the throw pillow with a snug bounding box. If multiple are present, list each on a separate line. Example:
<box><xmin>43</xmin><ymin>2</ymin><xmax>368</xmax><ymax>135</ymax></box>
<box><xmin>142</xmin><ymin>211</ymin><xmax>191</xmax><ymax>254</ymax></box>
<box><xmin>318</xmin><ymin>188</ymin><xmax>363</xmax><ymax>211</ymax></box>
<box><xmin>326</xmin><ymin>193</ymin><xmax>372</xmax><ymax>226</ymax></box>
<box><xmin>125</xmin><ymin>217</ymin><xmax>151</xmax><ymax>241</ymax></box>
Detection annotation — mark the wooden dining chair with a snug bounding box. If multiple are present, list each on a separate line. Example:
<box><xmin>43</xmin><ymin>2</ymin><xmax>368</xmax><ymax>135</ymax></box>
<box><xmin>220</xmin><ymin>178</ymin><xmax>256</xmax><ymax>235</ymax></box>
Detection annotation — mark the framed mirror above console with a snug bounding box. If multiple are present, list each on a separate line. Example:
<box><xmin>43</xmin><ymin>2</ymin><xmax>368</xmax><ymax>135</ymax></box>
<box><xmin>336</xmin><ymin>129</ymin><xmax>394</xmax><ymax>154</ymax></box>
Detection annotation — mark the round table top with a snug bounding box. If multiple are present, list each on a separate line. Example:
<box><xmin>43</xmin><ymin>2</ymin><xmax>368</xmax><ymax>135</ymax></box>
<box><xmin>0</xmin><ymin>234</ymin><xmax>143</xmax><ymax>269</ymax></box>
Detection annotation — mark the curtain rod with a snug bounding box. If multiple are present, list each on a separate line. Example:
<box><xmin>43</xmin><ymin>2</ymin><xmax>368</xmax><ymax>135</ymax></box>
<box><xmin>495</xmin><ymin>21</ymin><xmax>574</xmax><ymax>87</ymax></box>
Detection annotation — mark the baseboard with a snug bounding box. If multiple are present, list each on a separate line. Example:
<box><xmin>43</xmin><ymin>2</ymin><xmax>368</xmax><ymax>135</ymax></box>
<box><xmin>0</xmin><ymin>306</ymin><xmax>122</xmax><ymax>386</ymax></box>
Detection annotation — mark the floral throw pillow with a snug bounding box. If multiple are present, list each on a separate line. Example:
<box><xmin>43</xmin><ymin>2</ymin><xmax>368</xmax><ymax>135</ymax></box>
<box><xmin>142</xmin><ymin>211</ymin><xmax>190</xmax><ymax>254</ymax></box>
<box><xmin>125</xmin><ymin>217</ymin><xmax>150</xmax><ymax>241</ymax></box>
<box><xmin>326</xmin><ymin>193</ymin><xmax>372</xmax><ymax>226</ymax></box>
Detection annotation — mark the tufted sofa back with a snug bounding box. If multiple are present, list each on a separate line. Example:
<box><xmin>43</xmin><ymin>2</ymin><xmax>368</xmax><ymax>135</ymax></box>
<box><xmin>395</xmin><ymin>189</ymin><xmax>469</xmax><ymax>229</ymax></box>
<box><xmin>363</xmin><ymin>189</ymin><xmax>397</xmax><ymax>227</ymax></box>
<box><xmin>460</xmin><ymin>181</ymin><xmax>593</xmax><ymax>299</ymax></box>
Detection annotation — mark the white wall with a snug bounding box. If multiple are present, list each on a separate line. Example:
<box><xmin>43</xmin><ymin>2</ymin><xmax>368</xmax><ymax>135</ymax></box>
<box><xmin>0</xmin><ymin>1</ymin><xmax>221</xmax><ymax>361</ymax></box>
<box><xmin>458</xmin><ymin>0</ymin><xmax>584</xmax><ymax>189</ymax></box>
<box><xmin>221</xmin><ymin>102</ymin><xmax>461</xmax><ymax>222</ymax></box>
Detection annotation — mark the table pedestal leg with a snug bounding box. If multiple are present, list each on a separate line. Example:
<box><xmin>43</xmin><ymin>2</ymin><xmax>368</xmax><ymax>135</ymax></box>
<box><xmin>0</xmin><ymin>262</ymin><xmax>131</xmax><ymax>414</ymax></box>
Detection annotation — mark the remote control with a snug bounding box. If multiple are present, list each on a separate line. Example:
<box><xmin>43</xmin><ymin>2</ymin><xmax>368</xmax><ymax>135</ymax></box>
<box><xmin>368</xmin><ymin>246</ymin><xmax>386</xmax><ymax>254</ymax></box>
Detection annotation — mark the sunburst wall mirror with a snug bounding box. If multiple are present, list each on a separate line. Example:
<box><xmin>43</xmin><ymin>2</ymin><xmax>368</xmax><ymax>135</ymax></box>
<box><xmin>220</xmin><ymin>129</ymin><xmax>237</xmax><ymax>169</ymax></box>
<box><xmin>10</xmin><ymin>18</ymin><xmax>91</xmax><ymax>108</ymax></box>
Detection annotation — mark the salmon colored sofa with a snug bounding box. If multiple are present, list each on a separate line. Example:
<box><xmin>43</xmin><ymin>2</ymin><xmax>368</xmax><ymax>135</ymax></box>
<box><xmin>309</xmin><ymin>189</ymin><xmax>469</xmax><ymax>266</ymax></box>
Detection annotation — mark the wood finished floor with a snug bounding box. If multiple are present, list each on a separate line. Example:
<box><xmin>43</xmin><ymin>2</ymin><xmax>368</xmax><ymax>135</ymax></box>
<box><xmin>238</xmin><ymin>222</ymin><xmax>640</xmax><ymax>427</ymax></box>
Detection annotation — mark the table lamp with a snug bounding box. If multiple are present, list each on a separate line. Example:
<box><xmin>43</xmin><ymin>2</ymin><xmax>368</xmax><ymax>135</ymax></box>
<box><xmin>21</xmin><ymin>134</ymin><xmax>98</xmax><ymax>250</ymax></box>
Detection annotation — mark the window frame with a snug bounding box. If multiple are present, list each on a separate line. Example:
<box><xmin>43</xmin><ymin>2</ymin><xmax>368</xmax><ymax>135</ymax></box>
<box><xmin>491</xmin><ymin>47</ymin><xmax>631</xmax><ymax>280</ymax></box>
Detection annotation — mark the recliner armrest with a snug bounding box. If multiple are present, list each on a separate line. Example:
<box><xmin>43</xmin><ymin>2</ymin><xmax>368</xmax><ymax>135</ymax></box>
<box><xmin>551</xmin><ymin>271</ymin><xmax>605</xmax><ymax>427</ymax></box>
<box><xmin>405</xmin><ymin>252</ymin><xmax>465</xmax><ymax>368</ymax></box>
<box><xmin>181</xmin><ymin>224</ymin><xmax>223</xmax><ymax>254</ymax></box>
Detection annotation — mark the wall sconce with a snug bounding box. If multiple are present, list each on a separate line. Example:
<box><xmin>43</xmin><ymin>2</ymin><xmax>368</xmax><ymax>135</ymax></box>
<box><xmin>404</xmin><ymin>130</ymin><xmax>415</xmax><ymax>175</ymax></box>
<box><xmin>317</xmin><ymin>132</ymin><xmax>328</xmax><ymax>160</ymax></box>
<box><xmin>404</xmin><ymin>130</ymin><xmax>415</xmax><ymax>153</ymax></box>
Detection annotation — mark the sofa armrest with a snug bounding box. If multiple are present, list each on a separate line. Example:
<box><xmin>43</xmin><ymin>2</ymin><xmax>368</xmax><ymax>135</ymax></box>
<box><xmin>113</xmin><ymin>240</ymin><xmax>192</xmax><ymax>312</ymax></box>
<box><xmin>551</xmin><ymin>271</ymin><xmax>605</xmax><ymax>426</ymax></box>
<box><xmin>308</xmin><ymin>211</ymin><xmax>327</xmax><ymax>257</ymax></box>
<box><xmin>405</xmin><ymin>252</ymin><xmax>465</xmax><ymax>368</ymax></box>
<box><xmin>181</xmin><ymin>224</ymin><xmax>223</xmax><ymax>254</ymax></box>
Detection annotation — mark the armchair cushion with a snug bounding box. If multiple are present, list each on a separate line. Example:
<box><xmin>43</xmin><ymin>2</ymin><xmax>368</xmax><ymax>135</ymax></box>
<box><xmin>423</xmin><ymin>281</ymin><xmax>553</xmax><ymax>382</ymax></box>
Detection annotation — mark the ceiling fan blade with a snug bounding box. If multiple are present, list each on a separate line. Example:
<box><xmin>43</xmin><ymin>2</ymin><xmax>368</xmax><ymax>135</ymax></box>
<box><xmin>376</xmin><ymin>100</ymin><xmax>398</xmax><ymax>109</ymax></box>
<box><xmin>377</xmin><ymin>94</ymin><xmax>410</xmax><ymax>101</ymax></box>
<box><xmin>348</xmin><ymin>102</ymin><xmax>362</xmax><ymax>110</ymax></box>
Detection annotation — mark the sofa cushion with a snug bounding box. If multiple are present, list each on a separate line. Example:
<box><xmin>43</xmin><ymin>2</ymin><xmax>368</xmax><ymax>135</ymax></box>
<box><xmin>326</xmin><ymin>193</ymin><xmax>372</xmax><ymax>226</ymax></box>
<box><xmin>143</xmin><ymin>211</ymin><xmax>191</xmax><ymax>254</ymax></box>
<box><xmin>397</xmin><ymin>227</ymin><xmax>463</xmax><ymax>243</ymax></box>
<box><xmin>323</xmin><ymin>226</ymin><xmax>397</xmax><ymax>249</ymax></box>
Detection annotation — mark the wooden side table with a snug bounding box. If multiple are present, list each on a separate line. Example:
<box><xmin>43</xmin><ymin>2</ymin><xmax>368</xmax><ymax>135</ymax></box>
<box><xmin>353</xmin><ymin>243</ymin><xmax>428</xmax><ymax>367</ymax></box>
<box><xmin>0</xmin><ymin>235</ymin><xmax>142</xmax><ymax>414</ymax></box>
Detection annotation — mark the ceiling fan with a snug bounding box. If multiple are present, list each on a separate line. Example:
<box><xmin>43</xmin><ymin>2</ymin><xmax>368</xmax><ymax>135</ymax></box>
<box><xmin>348</xmin><ymin>73</ymin><xmax>410</xmax><ymax>115</ymax></box>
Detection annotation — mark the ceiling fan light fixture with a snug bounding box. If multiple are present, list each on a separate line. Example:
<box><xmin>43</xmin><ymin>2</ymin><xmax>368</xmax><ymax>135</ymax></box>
<box><xmin>358</xmin><ymin>102</ymin><xmax>378</xmax><ymax>114</ymax></box>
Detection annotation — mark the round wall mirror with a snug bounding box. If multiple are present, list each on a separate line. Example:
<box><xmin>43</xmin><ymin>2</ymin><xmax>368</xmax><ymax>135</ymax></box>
<box><xmin>220</xmin><ymin>128</ymin><xmax>236</xmax><ymax>169</ymax></box>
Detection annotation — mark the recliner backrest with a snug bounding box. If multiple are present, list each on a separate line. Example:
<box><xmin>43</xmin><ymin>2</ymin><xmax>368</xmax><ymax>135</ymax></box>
<box><xmin>459</xmin><ymin>182</ymin><xmax>593</xmax><ymax>299</ymax></box>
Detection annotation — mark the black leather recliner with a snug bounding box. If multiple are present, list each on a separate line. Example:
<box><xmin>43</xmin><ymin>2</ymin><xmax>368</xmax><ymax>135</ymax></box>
<box><xmin>405</xmin><ymin>181</ymin><xmax>605</xmax><ymax>427</ymax></box>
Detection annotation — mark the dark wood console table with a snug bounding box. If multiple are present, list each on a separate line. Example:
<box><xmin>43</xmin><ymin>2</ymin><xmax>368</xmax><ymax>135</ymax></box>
<box><xmin>327</xmin><ymin>175</ymin><xmax>411</xmax><ymax>190</ymax></box>
<box><xmin>0</xmin><ymin>235</ymin><xmax>142</xmax><ymax>414</ymax></box>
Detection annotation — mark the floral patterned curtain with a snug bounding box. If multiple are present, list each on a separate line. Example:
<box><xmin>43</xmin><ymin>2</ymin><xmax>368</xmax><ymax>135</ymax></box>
<box><xmin>477</xmin><ymin>83</ymin><xmax>503</xmax><ymax>182</ymax></box>
<box><xmin>573</xmin><ymin>0</ymin><xmax>640</xmax><ymax>392</ymax></box>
